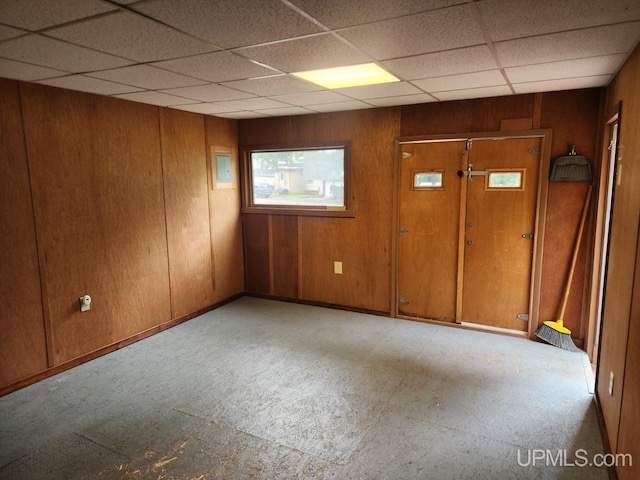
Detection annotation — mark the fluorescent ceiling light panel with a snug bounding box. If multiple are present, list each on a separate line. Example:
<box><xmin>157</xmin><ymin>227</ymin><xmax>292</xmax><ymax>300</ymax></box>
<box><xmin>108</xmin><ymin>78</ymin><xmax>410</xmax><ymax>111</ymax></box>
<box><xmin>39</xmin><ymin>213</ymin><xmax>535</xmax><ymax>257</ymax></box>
<box><xmin>293</xmin><ymin>63</ymin><xmax>399</xmax><ymax>89</ymax></box>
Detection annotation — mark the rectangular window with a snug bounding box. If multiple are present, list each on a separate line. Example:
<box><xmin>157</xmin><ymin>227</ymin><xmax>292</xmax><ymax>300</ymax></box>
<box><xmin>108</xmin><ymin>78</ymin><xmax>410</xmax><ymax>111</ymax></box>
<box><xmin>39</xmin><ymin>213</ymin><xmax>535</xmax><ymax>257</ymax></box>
<box><xmin>486</xmin><ymin>169</ymin><xmax>525</xmax><ymax>190</ymax></box>
<box><xmin>243</xmin><ymin>143</ymin><xmax>351</xmax><ymax>216</ymax></box>
<box><xmin>412</xmin><ymin>170</ymin><xmax>444</xmax><ymax>190</ymax></box>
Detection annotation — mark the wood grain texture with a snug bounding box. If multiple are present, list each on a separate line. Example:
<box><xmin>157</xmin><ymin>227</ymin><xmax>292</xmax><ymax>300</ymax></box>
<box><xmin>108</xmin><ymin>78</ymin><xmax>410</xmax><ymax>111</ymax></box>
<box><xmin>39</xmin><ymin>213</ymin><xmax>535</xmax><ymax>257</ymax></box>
<box><xmin>21</xmin><ymin>84</ymin><xmax>171</xmax><ymax>365</ymax></box>
<box><xmin>401</xmin><ymin>94</ymin><xmax>535</xmax><ymax>136</ymax></box>
<box><xmin>271</xmin><ymin>215</ymin><xmax>298</xmax><ymax>298</ymax></box>
<box><xmin>205</xmin><ymin>116</ymin><xmax>245</xmax><ymax>303</ymax></box>
<box><xmin>597</xmin><ymin>44</ymin><xmax>640</xmax><ymax>461</ymax></box>
<box><xmin>292</xmin><ymin>109</ymin><xmax>400</xmax><ymax>312</ymax></box>
<box><xmin>0</xmin><ymin>79</ymin><xmax>48</xmax><ymax>387</ymax></box>
<box><xmin>617</xmin><ymin>227</ymin><xmax>640</xmax><ymax>480</ymax></box>
<box><xmin>160</xmin><ymin>108</ymin><xmax>214</xmax><ymax>318</ymax></box>
<box><xmin>243</xmin><ymin>214</ymin><xmax>270</xmax><ymax>295</ymax></box>
<box><xmin>397</xmin><ymin>142</ymin><xmax>464</xmax><ymax>321</ymax></box>
<box><xmin>240</xmin><ymin>108</ymin><xmax>401</xmax><ymax>312</ymax></box>
<box><xmin>462</xmin><ymin>137</ymin><xmax>541</xmax><ymax>331</ymax></box>
<box><xmin>538</xmin><ymin>89</ymin><xmax>601</xmax><ymax>337</ymax></box>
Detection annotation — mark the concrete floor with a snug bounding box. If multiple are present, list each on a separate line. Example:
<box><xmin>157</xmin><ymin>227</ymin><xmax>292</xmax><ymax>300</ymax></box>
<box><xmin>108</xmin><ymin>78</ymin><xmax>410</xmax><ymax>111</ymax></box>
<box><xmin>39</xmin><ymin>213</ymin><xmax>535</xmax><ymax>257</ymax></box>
<box><xmin>0</xmin><ymin>297</ymin><xmax>607</xmax><ymax>479</ymax></box>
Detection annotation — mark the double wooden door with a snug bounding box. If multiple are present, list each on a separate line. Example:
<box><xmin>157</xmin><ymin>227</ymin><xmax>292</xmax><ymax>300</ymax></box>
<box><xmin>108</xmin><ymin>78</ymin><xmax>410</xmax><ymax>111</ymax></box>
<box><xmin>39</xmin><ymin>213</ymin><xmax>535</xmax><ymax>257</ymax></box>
<box><xmin>397</xmin><ymin>137</ymin><xmax>541</xmax><ymax>332</ymax></box>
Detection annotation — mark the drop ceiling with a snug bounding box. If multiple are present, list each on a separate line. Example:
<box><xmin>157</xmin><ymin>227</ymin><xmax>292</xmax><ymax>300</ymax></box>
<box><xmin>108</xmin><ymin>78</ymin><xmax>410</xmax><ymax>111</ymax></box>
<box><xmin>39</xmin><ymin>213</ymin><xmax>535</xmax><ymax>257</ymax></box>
<box><xmin>1</xmin><ymin>0</ymin><xmax>639</xmax><ymax>119</ymax></box>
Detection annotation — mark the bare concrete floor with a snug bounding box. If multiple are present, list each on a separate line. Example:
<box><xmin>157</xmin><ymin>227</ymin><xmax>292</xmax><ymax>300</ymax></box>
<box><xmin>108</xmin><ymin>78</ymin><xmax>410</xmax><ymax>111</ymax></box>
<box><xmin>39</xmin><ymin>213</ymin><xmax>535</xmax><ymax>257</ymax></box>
<box><xmin>0</xmin><ymin>297</ymin><xmax>607</xmax><ymax>479</ymax></box>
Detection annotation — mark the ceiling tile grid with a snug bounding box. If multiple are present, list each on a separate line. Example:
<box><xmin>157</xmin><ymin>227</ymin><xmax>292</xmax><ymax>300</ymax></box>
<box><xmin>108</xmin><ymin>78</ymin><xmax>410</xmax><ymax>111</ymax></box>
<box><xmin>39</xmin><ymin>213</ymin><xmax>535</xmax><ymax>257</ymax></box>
<box><xmin>0</xmin><ymin>0</ymin><xmax>638</xmax><ymax>118</ymax></box>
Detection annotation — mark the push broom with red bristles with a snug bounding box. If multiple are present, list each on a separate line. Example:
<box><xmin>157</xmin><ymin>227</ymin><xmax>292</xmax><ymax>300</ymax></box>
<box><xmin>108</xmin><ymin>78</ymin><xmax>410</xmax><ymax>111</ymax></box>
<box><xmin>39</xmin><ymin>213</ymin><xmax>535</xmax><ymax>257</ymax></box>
<box><xmin>535</xmin><ymin>184</ymin><xmax>592</xmax><ymax>352</ymax></box>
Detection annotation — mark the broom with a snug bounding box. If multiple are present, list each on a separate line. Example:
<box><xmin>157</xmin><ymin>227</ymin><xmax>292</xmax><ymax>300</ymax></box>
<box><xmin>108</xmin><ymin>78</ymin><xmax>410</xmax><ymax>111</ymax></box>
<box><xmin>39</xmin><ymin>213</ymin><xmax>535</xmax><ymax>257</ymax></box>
<box><xmin>535</xmin><ymin>185</ymin><xmax>592</xmax><ymax>352</ymax></box>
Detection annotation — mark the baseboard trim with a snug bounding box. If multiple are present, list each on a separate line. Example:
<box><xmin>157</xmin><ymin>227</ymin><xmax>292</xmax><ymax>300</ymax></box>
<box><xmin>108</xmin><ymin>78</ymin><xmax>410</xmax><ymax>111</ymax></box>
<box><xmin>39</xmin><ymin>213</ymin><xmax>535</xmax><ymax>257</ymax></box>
<box><xmin>594</xmin><ymin>392</ymin><xmax>619</xmax><ymax>480</ymax></box>
<box><xmin>244</xmin><ymin>293</ymin><xmax>391</xmax><ymax>318</ymax></box>
<box><xmin>0</xmin><ymin>293</ymin><xmax>244</xmax><ymax>398</ymax></box>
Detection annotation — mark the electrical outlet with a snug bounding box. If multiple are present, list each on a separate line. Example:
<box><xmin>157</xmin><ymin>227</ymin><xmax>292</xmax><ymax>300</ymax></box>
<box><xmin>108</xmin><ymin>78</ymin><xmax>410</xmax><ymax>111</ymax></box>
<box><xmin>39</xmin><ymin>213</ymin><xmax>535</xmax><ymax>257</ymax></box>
<box><xmin>608</xmin><ymin>371</ymin><xmax>614</xmax><ymax>396</ymax></box>
<box><xmin>79</xmin><ymin>295</ymin><xmax>91</xmax><ymax>312</ymax></box>
<box><xmin>334</xmin><ymin>261</ymin><xmax>343</xmax><ymax>275</ymax></box>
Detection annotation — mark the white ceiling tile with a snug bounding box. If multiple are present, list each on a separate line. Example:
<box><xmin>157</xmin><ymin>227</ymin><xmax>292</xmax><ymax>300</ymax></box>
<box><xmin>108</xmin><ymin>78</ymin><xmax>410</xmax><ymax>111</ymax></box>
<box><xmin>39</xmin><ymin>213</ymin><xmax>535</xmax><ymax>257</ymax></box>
<box><xmin>134</xmin><ymin>0</ymin><xmax>322</xmax><ymax>49</ymax></box>
<box><xmin>505</xmin><ymin>55</ymin><xmax>627</xmax><ymax>84</ymax></box>
<box><xmin>382</xmin><ymin>46</ymin><xmax>498</xmax><ymax>80</ymax></box>
<box><xmin>271</xmin><ymin>90</ymin><xmax>353</xmax><ymax>106</ymax></box>
<box><xmin>0</xmin><ymin>0</ymin><xmax>115</xmax><ymax>31</ymax></box>
<box><xmin>214</xmin><ymin>97</ymin><xmax>291</xmax><ymax>110</ymax></box>
<box><xmin>46</xmin><ymin>11</ymin><xmax>218</xmax><ymax>62</ymax></box>
<box><xmin>433</xmin><ymin>85</ymin><xmax>512</xmax><ymax>101</ymax></box>
<box><xmin>290</xmin><ymin>0</ymin><xmax>473</xmax><ymax>29</ymax></box>
<box><xmin>338</xmin><ymin>5</ymin><xmax>484</xmax><ymax>60</ymax></box>
<box><xmin>87</xmin><ymin>65</ymin><xmax>207</xmax><ymax>90</ymax></box>
<box><xmin>153</xmin><ymin>51</ymin><xmax>280</xmax><ymax>83</ymax></box>
<box><xmin>365</xmin><ymin>93</ymin><xmax>438</xmax><ymax>107</ymax></box>
<box><xmin>256</xmin><ymin>106</ymin><xmax>316</xmax><ymax>116</ymax></box>
<box><xmin>495</xmin><ymin>23</ymin><xmax>640</xmax><ymax>67</ymax></box>
<box><xmin>37</xmin><ymin>75</ymin><xmax>143</xmax><ymax>95</ymax></box>
<box><xmin>221</xmin><ymin>75</ymin><xmax>320</xmax><ymax>96</ymax></box>
<box><xmin>0</xmin><ymin>58</ymin><xmax>68</xmax><ymax>81</ymax></box>
<box><xmin>335</xmin><ymin>81</ymin><xmax>422</xmax><ymax>99</ymax></box>
<box><xmin>160</xmin><ymin>84</ymin><xmax>256</xmax><ymax>102</ymax></box>
<box><xmin>479</xmin><ymin>0</ymin><xmax>640</xmax><ymax>42</ymax></box>
<box><xmin>235</xmin><ymin>34</ymin><xmax>371</xmax><ymax>73</ymax></box>
<box><xmin>170</xmin><ymin>103</ymin><xmax>242</xmax><ymax>115</ymax></box>
<box><xmin>114</xmin><ymin>91</ymin><xmax>194</xmax><ymax>106</ymax></box>
<box><xmin>214</xmin><ymin>111</ymin><xmax>270</xmax><ymax>119</ymax></box>
<box><xmin>0</xmin><ymin>34</ymin><xmax>133</xmax><ymax>72</ymax></box>
<box><xmin>307</xmin><ymin>100</ymin><xmax>374</xmax><ymax>112</ymax></box>
<box><xmin>0</xmin><ymin>25</ymin><xmax>26</xmax><ymax>41</ymax></box>
<box><xmin>513</xmin><ymin>76</ymin><xmax>612</xmax><ymax>94</ymax></box>
<box><xmin>413</xmin><ymin>70</ymin><xmax>506</xmax><ymax>92</ymax></box>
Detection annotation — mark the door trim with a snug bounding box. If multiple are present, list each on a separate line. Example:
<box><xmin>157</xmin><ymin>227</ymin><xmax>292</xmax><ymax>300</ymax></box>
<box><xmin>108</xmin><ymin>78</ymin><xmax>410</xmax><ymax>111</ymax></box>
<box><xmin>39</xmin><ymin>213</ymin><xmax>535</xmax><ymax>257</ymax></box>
<box><xmin>393</xmin><ymin>129</ymin><xmax>553</xmax><ymax>340</ymax></box>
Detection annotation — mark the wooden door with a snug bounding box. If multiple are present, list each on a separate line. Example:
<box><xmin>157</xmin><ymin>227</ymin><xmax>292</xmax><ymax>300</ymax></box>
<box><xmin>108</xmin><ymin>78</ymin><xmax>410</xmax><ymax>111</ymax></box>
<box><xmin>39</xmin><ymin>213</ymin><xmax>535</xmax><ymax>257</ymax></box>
<box><xmin>397</xmin><ymin>141</ymin><xmax>465</xmax><ymax>321</ymax></box>
<box><xmin>397</xmin><ymin>137</ymin><xmax>540</xmax><ymax>332</ymax></box>
<box><xmin>461</xmin><ymin>137</ymin><xmax>540</xmax><ymax>331</ymax></box>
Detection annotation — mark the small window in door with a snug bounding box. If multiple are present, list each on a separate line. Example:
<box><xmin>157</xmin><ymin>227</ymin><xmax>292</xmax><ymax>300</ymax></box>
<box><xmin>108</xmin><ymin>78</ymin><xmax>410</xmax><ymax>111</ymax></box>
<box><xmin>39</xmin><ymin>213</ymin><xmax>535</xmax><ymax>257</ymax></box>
<box><xmin>486</xmin><ymin>169</ymin><xmax>525</xmax><ymax>191</ymax></box>
<box><xmin>412</xmin><ymin>170</ymin><xmax>444</xmax><ymax>190</ymax></box>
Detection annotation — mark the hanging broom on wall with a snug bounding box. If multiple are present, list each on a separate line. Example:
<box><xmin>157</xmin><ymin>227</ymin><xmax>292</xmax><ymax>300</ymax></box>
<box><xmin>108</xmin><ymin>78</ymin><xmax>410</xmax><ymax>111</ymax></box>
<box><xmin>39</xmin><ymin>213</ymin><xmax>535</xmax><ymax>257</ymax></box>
<box><xmin>536</xmin><ymin>147</ymin><xmax>593</xmax><ymax>351</ymax></box>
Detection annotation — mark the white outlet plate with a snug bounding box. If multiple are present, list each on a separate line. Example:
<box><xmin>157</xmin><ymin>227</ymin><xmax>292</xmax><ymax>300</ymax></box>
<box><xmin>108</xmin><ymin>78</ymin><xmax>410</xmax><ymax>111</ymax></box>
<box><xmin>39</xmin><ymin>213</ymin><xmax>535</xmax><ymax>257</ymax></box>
<box><xmin>608</xmin><ymin>371</ymin><xmax>614</xmax><ymax>396</ymax></box>
<box><xmin>334</xmin><ymin>261</ymin><xmax>343</xmax><ymax>274</ymax></box>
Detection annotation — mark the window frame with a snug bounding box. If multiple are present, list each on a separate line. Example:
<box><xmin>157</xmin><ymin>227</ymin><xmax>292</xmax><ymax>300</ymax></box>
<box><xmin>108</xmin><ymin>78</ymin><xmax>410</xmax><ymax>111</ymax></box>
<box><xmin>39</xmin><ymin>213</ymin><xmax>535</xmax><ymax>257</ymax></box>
<box><xmin>485</xmin><ymin>168</ymin><xmax>526</xmax><ymax>191</ymax></box>
<box><xmin>241</xmin><ymin>141</ymin><xmax>353</xmax><ymax>217</ymax></box>
<box><xmin>411</xmin><ymin>169</ymin><xmax>445</xmax><ymax>191</ymax></box>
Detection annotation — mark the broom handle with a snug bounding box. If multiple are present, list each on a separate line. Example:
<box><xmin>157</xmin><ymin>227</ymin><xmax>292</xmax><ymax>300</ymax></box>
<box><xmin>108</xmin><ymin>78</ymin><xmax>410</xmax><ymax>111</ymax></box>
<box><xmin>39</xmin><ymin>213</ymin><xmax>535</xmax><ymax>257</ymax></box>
<box><xmin>558</xmin><ymin>184</ymin><xmax>593</xmax><ymax>320</ymax></box>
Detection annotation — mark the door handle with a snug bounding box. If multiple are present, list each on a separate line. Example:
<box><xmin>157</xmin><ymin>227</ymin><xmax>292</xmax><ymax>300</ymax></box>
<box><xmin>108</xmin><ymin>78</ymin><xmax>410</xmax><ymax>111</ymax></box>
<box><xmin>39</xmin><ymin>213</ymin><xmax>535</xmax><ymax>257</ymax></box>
<box><xmin>467</xmin><ymin>240</ymin><xmax>473</xmax><ymax>246</ymax></box>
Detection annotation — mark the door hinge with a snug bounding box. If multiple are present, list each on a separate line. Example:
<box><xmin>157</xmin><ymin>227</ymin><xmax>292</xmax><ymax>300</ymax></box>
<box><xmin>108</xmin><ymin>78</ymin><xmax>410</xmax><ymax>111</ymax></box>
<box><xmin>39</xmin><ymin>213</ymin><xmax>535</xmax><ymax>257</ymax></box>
<box><xmin>399</xmin><ymin>297</ymin><xmax>409</xmax><ymax>305</ymax></box>
<box><xmin>466</xmin><ymin>139</ymin><xmax>473</xmax><ymax>151</ymax></box>
<box><xmin>521</xmin><ymin>233</ymin><xmax>534</xmax><ymax>240</ymax></box>
<box><xmin>517</xmin><ymin>314</ymin><xmax>529</xmax><ymax>321</ymax></box>
<box><xmin>402</xmin><ymin>152</ymin><xmax>412</xmax><ymax>159</ymax></box>
<box><xmin>400</xmin><ymin>227</ymin><xmax>409</xmax><ymax>233</ymax></box>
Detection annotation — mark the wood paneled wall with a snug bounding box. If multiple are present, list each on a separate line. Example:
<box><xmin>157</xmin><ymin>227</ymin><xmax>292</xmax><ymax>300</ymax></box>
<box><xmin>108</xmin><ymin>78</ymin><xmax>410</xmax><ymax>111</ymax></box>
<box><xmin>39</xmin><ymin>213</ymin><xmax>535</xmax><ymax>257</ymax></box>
<box><xmin>240</xmin><ymin>93</ymin><xmax>601</xmax><ymax>331</ymax></box>
<box><xmin>597</xmin><ymin>43</ymin><xmax>640</xmax><ymax>480</ymax></box>
<box><xmin>205</xmin><ymin>116</ymin><xmax>245</xmax><ymax>304</ymax></box>
<box><xmin>160</xmin><ymin>109</ymin><xmax>213</xmax><ymax>318</ymax></box>
<box><xmin>0</xmin><ymin>80</ymin><xmax>243</xmax><ymax>392</ymax></box>
<box><xmin>240</xmin><ymin>108</ymin><xmax>401</xmax><ymax>313</ymax></box>
<box><xmin>402</xmin><ymin>91</ymin><xmax>601</xmax><ymax>339</ymax></box>
<box><xmin>0</xmin><ymin>79</ymin><xmax>47</xmax><ymax>386</ymax></box>
<box><xmin>21</xmin><ymin>85</ymin><xmax>171</xmax><ymax>365</ymax></box>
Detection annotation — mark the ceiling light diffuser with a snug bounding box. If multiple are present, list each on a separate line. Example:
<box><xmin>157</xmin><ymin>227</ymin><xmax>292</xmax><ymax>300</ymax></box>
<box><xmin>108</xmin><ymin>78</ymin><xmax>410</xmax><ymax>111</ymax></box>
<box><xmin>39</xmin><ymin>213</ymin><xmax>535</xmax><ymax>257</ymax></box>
<box><xmin>293</xmin><ymin>63</ymin><xmax>400</xmax><ymax>89</ymax></box>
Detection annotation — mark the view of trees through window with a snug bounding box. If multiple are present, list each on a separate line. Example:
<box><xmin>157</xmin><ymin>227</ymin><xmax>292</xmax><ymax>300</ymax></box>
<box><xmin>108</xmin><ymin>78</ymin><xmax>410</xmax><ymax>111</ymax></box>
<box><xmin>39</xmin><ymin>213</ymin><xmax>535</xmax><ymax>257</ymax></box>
<box><xmin>250</xmin><ymin>148</ymin><xmax>346</xmax><ymax>207</ymax></box>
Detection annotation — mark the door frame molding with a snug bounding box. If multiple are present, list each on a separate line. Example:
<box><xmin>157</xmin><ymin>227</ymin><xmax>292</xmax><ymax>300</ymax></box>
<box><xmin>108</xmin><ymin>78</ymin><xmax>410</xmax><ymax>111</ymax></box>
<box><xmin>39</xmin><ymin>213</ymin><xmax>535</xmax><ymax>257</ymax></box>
<box><xmin>393</xmin><ymin>129</ymin><xmax>553</xmax><ymax>340</ymax></box>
